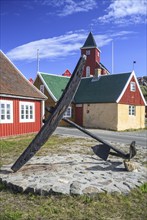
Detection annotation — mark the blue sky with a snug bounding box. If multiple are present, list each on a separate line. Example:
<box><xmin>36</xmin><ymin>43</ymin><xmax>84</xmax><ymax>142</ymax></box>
<box><xmin>1</xmin><ymin>0</ymin><xmax>147</xmax><ymax>79</ymax></box>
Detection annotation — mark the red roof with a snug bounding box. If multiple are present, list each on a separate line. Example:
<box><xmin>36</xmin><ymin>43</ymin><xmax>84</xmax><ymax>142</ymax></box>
<box><xmin>62</xmin><ymin>69</ymin><xmax>71</xmax><ymax>77</ymax></box>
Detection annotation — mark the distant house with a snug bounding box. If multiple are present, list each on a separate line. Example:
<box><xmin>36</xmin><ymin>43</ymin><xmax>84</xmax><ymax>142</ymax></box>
<box><xmin>34</xmin><ymin>71</ymin><xmax>146</xmax><ymax>131</ymax></box>
<box><xmin>62</xmin><ymin>69</ymin><xmax>71</xmax><ymax>77</ymax></box>
<box><xmin>0</xmin><ymin>50</ymin><xmax>47</xmax><ymax>137</ymax></box>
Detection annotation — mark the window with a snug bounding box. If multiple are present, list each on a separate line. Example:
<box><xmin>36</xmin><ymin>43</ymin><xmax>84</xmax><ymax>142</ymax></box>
<box><xmin>63</xmin><ymin>107</ymin><xmax>72</xmax><ymax>118</ymax></box>
<box><xmin>130</xmin><ymin>82</ymin><xmax>136</xmax><ymax>92</ymax></box>
<box><xmin>0</xmin><ymin>100</ymin><xmax>13</xmax><ymax>123</ymax></box>
<box><xmin>86</xmin><ymin>66</ymin><xmax>90</xmax><ymax>77</ymax></box>
<box><xmin>129</xmin><ymin>105</ymin><xmax>136</xmax><ymax>116</ymax></box>
<box><xmin>86</xmin><ymin>50</ymin><xmax>90</xmax><ymax>55</ymax></box>
<box><xmin>40</xmin><ymin>85</ymin><xmax>44</xmax><ymax>93</ymax></box>
<box><xmin>20</xmin><ymin>102</ymin><xmax>35</xmax><ymax>122</ymax></box>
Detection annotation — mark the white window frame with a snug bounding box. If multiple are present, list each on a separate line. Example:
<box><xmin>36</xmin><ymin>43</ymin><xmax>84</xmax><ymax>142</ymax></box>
<box><xmin>40</xmin><ymin>85</ymin><xmax>45</xmax><ymax>93</ymax></box>
<box><xmin>19</xmin><ymin>101</ymin><xmax>35</xmax><ymax>122</ymax></box>
<box><xmin>63</xmin><ymin>107</ymin><xmax>72</xmax><ymax>118</ymax></box>
<box><xmin>0</xmin><ymin>100</ymin><xmax>13</xmax><ymax>124</ymax></box>
<box><xmin>86</xmin><ymin>66</ymin><xmax>90</xmax><ymax>77</ymax></box>
<box><xmin>130</xmin><ymin>82</ymin><xmax>136</xmax><ymax>92</ymax></box>
<box><xmin>86</xmin><ymin>50</ymin><xmax>90</xmax><ymax>55</ymax></box>
<box><xmin>129</xmin><ymin>105</ymin><xmax>136</xmax><ymax>116</ymax></box>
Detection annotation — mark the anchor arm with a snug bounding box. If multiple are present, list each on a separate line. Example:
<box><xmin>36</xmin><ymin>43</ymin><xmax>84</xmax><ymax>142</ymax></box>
<box><xmin>45</xmin><ymin>107</ymin><xmax>136</xmax><ymax>160</ymax></box>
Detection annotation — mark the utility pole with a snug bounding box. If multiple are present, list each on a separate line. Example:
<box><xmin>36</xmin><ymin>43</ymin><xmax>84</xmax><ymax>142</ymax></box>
<box><xmin>37</xmin><ymin>49</ymin><xmax>40</xmax><ymax>73</ymax></box>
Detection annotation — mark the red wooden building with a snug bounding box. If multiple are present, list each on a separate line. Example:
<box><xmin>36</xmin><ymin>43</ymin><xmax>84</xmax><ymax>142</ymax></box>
<box><xmin>0</xmin><ymin>50</ymin><xmax>47</xmax><ymax>137</ymax></box>
<box><xmin>81</xmin><ymin>32</ymin><xmax>110</xmax><ymax>77</ymax></box>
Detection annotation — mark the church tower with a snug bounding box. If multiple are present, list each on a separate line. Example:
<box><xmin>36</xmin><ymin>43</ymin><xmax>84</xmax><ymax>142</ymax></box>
<box><xmin>81</xmin><ymin>32</ymin><xmax>109</xmax><ymax>77</ymax></box>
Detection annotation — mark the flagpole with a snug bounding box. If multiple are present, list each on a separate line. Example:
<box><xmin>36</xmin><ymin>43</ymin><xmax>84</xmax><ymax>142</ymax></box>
<box><xmin>133</xmin><ymin>61</ymin><xmax>136</xmax><ymax>70</ymax></box>
<box><xmin>112</xmin><ymin>40</ymin><xmax>114</xmax><ymax>74</ymax></box>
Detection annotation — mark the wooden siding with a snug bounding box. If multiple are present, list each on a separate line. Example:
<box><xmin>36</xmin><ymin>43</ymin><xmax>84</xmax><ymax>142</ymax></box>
<box><xmin>0</xmin><ymin>97</ymin><xmax>42</xmax><ymax>137</ymax></box>
<box><xmin>119</xmin><ymin>76</ymin><xmax>144</xmax><ymax>105</ymax></box>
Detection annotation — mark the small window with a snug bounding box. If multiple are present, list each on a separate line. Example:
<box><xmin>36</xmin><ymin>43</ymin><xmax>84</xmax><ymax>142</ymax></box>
<box><xmin>0</xmin><ymin>100</ymin><xmax>13</xmax><ymax>123</ymax></box>
<box><xmin>86</xmin><ymin>50</ymin><xmax>90</xmax><ymax>55</ymax></box>
<box><xmin>20</xmin><ymin>102</ymin><xmax>35</xmax><ymax>122</ymax></box>
<box><xmin>63</xmin><ymin>107</ymin><xmax>72</xmax><ymax>118</ymax></box>
<box><xmin>86</xmin><ymin>66</ymin><xmax>90</xmax><ymax>77</ymax></box>
<box><xmin>130</xmin><ymin>82</ymin><xmax>136</xmax><ymax>92</ymax></box>
<box><xmin>129</xmin><ymin>105</ymin><xmax>136</xmax><ymax>116</ymax></box>
<box><xmin>40</xmin><ymin>85</ymin><xmax>44</xmax><ymax>93</ymax></box>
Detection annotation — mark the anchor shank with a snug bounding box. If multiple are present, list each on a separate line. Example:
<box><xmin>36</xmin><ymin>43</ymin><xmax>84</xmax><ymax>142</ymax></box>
<box><xmin>63</xmin><ymin>118</ymin><xmax>128</xmax><ymax>159</ymax></box>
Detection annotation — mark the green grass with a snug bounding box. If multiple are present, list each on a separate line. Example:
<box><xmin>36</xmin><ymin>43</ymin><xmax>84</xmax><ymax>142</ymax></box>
<box><xmin>0</xmin><ymin>134</ymin><xmax>147</xmax><ymax>220</ymax></box>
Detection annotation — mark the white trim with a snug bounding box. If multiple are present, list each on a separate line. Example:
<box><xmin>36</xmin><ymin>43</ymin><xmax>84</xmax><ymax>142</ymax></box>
<box><xmin>19</xmin><ymin>101</ymin><xmax>35</xmax><ymax>123</ymax></box>
<box><xmin>42</xmin><ymin>100</ymin><xmax>45</xmax><ymax>125</ymax></box>
<box><xmin>116</xmin><ymin>71</ymin><xmax>147</xmax><ymax>105</ymax></box>
<box><xmin>0</xmin><ymin>94</ymin><xmax>46</xmax><ymax>101</ymax></box>
<box><xmin>38</xmin><ymin>71</ymin><xmax>70</xmax><ymax>79</ymax></box>
<box><xmin>0</xmin><ymin>100</ymin><xmax>13</xmax><ymax>124</ymax></box>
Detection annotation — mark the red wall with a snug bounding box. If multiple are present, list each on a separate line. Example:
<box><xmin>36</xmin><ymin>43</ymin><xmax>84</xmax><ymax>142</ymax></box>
<box><xmin>81</xmin><ymin>48</ymin><xmax>100</xmax><ymax>77</ymax></box>
<box><xmin>119</xmin><ymin>76</ymin><xmax>145</xmax><ymax>105</ymax></box>
<box><xmin>0</xmin><ymin>97</ymin><xmax>42</xmax><ymax>137</ymax></box>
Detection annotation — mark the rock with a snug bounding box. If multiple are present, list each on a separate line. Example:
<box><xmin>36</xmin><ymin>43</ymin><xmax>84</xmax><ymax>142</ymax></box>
<box><xmin>124</xmin><ymin>160</ymin><xmax>139</xmax><ymax>172</ymax></box>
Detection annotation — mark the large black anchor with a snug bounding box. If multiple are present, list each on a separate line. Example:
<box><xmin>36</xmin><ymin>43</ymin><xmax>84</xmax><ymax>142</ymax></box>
<box><xmin>11</xmin><ymin>54</ymin><xmax>136</xmax><ymax>172</ymax></box>
<box><xmin>46</xmin><ymin>106</ymin><xmax>136</xmax><ymax>162</ymax></box>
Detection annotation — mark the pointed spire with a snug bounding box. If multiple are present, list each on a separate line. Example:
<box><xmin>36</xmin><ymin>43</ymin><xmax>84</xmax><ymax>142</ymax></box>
<box><xmin>82</xmin><ymin>32</ymin><xmax>97</xmax><ymax>48</ymax></box>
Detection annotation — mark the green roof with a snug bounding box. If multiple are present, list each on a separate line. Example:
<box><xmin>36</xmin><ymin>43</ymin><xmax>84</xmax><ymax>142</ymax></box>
<box><xmin>39</xmin><ymin>72</ymin><xmax>132</xmax><ymax>103</ymax></box>
<box><xmin>40</xmin><ymin>73</ymin><xmax>69</xmax><ymax>100</ymax></box>
<box><xmin>74</xmin><ymin>72</ymin><xmax>131</xmax><ymax>103</ymax></box>
<box><xmin>82</xmin><ymin>32</ymin><xmax>97</xmax><ymax>48</ymax></box>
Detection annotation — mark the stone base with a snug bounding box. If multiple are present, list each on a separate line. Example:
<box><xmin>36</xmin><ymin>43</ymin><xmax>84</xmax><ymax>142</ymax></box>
<box><xmin>0</xmin><ymin>154</ymin><xmax>146</xmax><ymax>196</ymax></box>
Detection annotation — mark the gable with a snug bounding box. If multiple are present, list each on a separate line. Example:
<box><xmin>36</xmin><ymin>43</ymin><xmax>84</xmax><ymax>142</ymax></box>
<box><xmin>74</xmin><ymin>73</ymin><xmax>132</xmax><ymax>104</ymax></box>
<box><xmin>117</xmin><ymin>72</ymin><xmax>146</xmax><ymax>106</ymax></box>
<box><xmin>38</xmin><ymin>73</ymin><xmax>70</xmax><ymax>101</ymax></box>
<box><xmin>0</xmin><ymin>51</ymin><xmax>47</xmax><ymax>100</ymax></box>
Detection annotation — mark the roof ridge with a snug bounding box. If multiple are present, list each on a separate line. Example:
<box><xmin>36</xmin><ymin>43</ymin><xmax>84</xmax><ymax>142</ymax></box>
<box><xmin>39</xmin><ymin>72</ymin><xmax>70</xmax><ymax>78</ymax></box>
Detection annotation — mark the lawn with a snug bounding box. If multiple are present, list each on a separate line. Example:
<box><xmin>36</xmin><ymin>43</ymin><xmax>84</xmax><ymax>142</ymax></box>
<box><xmin>0</xmin><ymin>133</ymin><xmax>147</xmax><ymax>220</ymax></box>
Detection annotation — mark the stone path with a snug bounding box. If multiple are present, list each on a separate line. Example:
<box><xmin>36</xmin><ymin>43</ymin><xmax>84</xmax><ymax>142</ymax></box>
<box><xmin>0</xmin><ymin>153</ymin><xmax>146</xmax><ymax>196</ymax></box>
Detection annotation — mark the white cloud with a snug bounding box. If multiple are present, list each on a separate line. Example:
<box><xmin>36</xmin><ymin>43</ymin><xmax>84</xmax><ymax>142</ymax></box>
<box><xmin>35</xmin><ymin>0</ymin><xmax>97</xmax><ymax>16</ymax></box>
<box><xmin>98</xmin><ymin>0</ymin><xmax>147</xmax><ymax>25</ymax></box>
<box><xmin>6</xmin><ymin>30</ymin><xmax>134</xmax><ymax>61</ymax></box>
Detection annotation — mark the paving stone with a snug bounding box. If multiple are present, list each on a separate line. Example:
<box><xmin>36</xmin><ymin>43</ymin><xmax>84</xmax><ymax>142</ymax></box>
<box><xmin>0</xmin><ymin>153</ymin><xmax>146</xmax><ymax>196</ymax></box>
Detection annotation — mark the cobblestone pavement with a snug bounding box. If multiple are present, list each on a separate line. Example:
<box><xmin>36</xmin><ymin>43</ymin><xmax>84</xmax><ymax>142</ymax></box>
<box><xmin>0</xmin><ymin>139</ymin><xmax>147</xmax><ymax>196</ymax></box>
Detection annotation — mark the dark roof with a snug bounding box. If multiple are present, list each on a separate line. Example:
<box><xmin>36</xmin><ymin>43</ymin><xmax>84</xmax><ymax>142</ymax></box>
<box><xmin>74</xmin><ymin>73</ymin><xmax>132</xmax><ymax>103</ymax></box>
<box><xmin>40</xmin><ymin>73</ymin><xmax>70</xmax><ymax>100</ymax></box>
<box><xmin>82</xmin><ymin>32</ymin><xmax>97</xmax><ymax>48</ymax></box>
<box><xmin>0</xmin><ymin>51</ymin><xmax>47</xmax><ymax>100</ymax></box>
<box><xmin>39</xmin><ymin>71</ymin><xmax>132</xmax><ymax>104</ymax></box>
